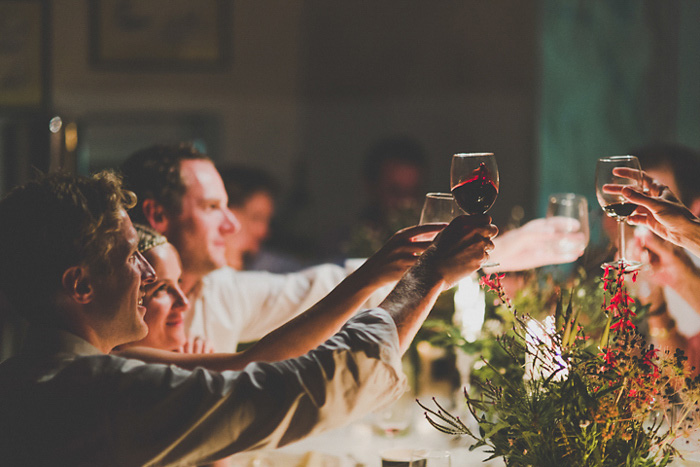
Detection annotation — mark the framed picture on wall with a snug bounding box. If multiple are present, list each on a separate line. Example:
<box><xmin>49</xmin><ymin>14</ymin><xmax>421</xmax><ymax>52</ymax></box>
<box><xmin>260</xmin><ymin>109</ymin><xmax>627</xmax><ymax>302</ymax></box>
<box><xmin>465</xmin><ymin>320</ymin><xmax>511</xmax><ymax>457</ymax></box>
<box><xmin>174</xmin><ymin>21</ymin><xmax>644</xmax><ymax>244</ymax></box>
<box><xmin>0</xmin><ymin>0</ymin><xmax>49</xmax><ymax>110</ymax></box>
<box><xmin>89</xmin><ymin>0</ymin><xmax>231</xmax><ymax>71</ymax></box>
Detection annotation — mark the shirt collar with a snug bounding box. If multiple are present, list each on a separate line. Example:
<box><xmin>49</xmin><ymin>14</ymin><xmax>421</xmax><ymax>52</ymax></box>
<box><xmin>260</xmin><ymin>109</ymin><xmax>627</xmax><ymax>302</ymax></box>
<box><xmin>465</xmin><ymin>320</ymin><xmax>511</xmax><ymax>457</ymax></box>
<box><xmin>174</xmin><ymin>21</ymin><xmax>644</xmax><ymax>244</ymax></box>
<box><xmin>21</xmin><ymin>327</ymin><xmax>104</xmax><ymax>357</ymax></box>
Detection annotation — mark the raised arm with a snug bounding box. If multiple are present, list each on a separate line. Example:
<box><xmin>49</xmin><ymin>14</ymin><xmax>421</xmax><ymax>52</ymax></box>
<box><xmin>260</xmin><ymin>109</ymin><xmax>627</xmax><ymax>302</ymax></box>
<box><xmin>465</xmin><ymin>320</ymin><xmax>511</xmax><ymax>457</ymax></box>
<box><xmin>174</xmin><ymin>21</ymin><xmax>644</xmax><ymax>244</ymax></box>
<box><xmin>377</xmin><ymin>214</ymin><xmax>497</xmax><ymax>353</ymax></box>
<box><xmin>607</xmin><ymin>167</ymin><xmax>700</xmax><ymax>257</ymax></box>
<box><xmin>120</xmin><ymin>217</ymin><xmax>496</xmax><ymax>368</ymax></box>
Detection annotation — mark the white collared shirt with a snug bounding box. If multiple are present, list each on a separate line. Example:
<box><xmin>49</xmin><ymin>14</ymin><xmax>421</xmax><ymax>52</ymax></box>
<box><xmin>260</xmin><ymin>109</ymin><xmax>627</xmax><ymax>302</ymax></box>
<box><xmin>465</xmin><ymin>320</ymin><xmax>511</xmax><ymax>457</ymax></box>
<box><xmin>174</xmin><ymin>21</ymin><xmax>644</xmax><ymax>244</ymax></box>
<box><xmin>187</xmin><ymin>263</ymin><xmax>390</xmax><ymax>353</ymax></box>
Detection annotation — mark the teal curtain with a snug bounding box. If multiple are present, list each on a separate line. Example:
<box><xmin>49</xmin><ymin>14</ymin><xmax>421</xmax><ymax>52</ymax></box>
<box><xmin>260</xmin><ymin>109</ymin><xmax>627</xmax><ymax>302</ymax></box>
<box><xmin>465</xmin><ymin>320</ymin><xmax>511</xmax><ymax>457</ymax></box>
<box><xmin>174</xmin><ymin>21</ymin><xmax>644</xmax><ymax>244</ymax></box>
<box><xmin>537</xmin><ymin>0</ymin><xmax>700</xmax><ymax>215</ymax></box>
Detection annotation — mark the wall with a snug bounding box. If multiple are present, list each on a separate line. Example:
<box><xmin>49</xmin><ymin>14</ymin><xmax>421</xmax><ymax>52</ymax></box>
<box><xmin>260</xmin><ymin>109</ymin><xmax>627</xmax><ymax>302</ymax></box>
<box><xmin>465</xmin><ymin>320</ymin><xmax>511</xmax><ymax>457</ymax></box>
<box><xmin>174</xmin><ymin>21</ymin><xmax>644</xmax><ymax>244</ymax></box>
<box><xmin>34</xmin><ymin>0</ymin><xmax>537</xmax><ymax>259</ymax></box>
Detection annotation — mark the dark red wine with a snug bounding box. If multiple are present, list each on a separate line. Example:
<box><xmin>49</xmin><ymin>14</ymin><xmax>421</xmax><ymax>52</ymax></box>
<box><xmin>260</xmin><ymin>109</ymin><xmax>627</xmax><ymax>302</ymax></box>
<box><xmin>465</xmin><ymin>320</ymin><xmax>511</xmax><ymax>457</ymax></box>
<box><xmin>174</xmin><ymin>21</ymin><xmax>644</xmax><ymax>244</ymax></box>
<box><xmin>604</xmin><ymin>202</ymin><xmax>638</xmax><ymax>219</ymax></box>
<box><xmin>451</xmin><ymin>163</ymin><xmax>498</xmax><ymax>215</ymax></box>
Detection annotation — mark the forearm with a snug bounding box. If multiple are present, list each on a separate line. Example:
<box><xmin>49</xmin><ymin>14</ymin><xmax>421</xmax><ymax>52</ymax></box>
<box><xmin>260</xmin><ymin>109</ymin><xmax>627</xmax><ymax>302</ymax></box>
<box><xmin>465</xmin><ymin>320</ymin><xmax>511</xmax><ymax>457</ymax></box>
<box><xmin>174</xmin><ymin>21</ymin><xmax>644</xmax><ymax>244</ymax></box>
<box><xmin>378</xmin><ymin>255</ymin><xmax>446</xmax><ymax>353</ymax></box>
<box><xmin>242</xmin><ymin>269</ymin><xmax>381</xmax><ymax>363</ymax></box>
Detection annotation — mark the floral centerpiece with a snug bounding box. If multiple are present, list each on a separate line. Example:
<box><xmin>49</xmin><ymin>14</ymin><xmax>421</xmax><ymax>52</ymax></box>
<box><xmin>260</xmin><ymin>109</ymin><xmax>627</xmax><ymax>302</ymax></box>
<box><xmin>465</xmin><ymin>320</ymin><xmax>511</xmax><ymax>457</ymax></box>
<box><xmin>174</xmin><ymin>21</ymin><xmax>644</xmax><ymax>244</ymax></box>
<box><xmin>419</xmin><ymin>266</ymin><xmax>700</xmax><ymax>466</ymax></box>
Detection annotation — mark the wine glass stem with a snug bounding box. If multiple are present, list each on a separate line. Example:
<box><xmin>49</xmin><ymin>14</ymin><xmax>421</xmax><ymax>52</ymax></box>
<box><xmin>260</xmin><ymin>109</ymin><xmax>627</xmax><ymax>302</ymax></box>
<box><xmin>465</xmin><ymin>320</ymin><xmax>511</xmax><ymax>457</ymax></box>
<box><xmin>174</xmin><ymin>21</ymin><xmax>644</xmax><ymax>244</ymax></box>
<box><xmin>618</xmin><ymin>219</ymin><xmax>626</xmax><ymax>265</ymax></box>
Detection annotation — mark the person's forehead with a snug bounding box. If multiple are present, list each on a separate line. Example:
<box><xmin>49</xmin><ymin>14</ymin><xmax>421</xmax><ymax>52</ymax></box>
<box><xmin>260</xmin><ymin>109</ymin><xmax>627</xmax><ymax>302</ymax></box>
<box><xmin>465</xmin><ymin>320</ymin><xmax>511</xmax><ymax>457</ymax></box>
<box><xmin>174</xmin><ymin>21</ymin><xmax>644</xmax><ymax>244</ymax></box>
<box><xmin>179</xmin><ymin>159</ymin><xmax>227</xmax><ymax>200</ymax></box>
<box><xmin>121</xmin><ymin>212</ymin><xmax>138</xmax><ymax>247</ymax></box>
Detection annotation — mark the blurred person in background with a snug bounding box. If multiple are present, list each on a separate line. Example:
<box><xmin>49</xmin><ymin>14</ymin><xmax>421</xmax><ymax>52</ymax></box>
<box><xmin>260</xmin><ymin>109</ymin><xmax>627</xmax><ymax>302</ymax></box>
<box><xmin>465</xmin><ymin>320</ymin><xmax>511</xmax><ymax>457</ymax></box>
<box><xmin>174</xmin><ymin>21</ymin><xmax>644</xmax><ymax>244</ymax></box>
<box><xmin>220</xmin><ymin>165</ymin><xmax>305</xmax><ymax>273</ymax></box>
<box><xmin>342</xmin><ymin>137</ymin><xmax>429</xmax><ymax>259</ymax></box>
<box><xmin>627</xmin><ymin>143</ymin><xmax>700</xmax><ymax>366</ymax></box>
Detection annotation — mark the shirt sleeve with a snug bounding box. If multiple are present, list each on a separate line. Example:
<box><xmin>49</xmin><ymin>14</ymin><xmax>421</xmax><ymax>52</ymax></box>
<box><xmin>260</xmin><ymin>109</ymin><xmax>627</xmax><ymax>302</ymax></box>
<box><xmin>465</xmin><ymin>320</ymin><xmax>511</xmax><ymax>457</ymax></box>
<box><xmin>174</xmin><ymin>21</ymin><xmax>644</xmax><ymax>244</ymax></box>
<box><xmin>107</xmin><ymin>308</ymin><xmax>406</xmax><ymax>466</ymax></box>
<box><xmin>210</xmin><ymin>264</ymin><xmax>349</xmax><ymax>344</ymax></box>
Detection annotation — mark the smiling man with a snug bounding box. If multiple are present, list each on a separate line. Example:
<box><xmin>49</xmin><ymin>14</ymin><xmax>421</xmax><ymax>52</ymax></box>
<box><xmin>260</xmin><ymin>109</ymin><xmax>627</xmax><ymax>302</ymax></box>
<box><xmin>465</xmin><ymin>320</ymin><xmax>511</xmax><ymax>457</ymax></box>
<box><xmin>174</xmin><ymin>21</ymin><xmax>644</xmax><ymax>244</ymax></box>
<box><xmin>0</xmin><ymin>170</ymin><xmax>496</xmax><ymax>466</ymax></box>
<box><xmin>121</xmin><ymin>143</ymin><xmax>443</xmax><ymax>354</ymax></box>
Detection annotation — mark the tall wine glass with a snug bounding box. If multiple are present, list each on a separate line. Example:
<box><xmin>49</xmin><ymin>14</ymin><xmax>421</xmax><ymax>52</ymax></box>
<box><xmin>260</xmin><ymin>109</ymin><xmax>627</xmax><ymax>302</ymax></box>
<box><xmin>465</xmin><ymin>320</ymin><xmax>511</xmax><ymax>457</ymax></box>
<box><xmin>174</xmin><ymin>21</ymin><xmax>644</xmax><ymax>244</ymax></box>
<box><xmin>450</xmin><ymin>153</ymin><xmax>499</xmax><ymax>267</ymax></box>
<box><xmin>595</xmin><ymin>155</ymin><xmax>643</xmax><ymax>271</ymax></box>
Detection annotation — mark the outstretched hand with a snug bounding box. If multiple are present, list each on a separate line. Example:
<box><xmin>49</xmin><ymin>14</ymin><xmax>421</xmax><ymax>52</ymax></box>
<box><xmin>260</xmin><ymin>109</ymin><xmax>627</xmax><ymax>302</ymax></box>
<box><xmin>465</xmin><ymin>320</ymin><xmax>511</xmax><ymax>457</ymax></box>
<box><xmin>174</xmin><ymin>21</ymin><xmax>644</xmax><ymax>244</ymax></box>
<box><xmin>486</xmin><ymin>217</ymin><xmax>587</xmax><ymax>272</ymax></box>
<box><xmin>605</xmin><ymin>167</ymin><xmax>700</xmax><ymax>252</ymax></box>
<box><xmin>358</xmin><ymin>223</ymin><xmax>447</xmax><ymax>286</ymax></box>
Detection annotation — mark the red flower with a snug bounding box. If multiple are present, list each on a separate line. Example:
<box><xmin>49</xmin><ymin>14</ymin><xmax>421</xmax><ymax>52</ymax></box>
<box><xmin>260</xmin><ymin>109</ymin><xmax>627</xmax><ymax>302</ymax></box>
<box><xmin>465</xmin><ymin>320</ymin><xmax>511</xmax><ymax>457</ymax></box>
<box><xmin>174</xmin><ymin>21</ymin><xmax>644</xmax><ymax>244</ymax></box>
<box><xmin>599</xmin><ymin>348</ymin><xmax>617</xmax><ymax>367</ymax></box>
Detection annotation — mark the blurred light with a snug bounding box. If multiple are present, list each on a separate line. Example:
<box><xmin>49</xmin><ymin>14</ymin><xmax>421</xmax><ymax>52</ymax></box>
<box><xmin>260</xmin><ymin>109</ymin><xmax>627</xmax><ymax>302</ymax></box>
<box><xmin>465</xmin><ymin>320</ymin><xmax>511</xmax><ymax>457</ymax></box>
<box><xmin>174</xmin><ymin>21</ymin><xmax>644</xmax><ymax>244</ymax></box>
<box><xmin>65</xmin><ymin>122</ymin><xmax>78</xmax><ymax>152</ymax></box>
<box><xmin>49</xmin><ymin>116</ymin><xmax>63</xmax><ymax>134</ymax></box>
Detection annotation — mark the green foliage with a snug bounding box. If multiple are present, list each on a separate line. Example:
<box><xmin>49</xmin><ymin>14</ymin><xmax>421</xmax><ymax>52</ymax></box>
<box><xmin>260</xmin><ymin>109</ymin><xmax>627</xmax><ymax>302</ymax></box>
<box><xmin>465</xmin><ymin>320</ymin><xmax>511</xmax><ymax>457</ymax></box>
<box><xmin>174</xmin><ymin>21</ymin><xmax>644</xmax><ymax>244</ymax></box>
<box><xmin>419</xmin><ymin>266</ymin><xmax>700</xmax><ymax>467</ymax></box>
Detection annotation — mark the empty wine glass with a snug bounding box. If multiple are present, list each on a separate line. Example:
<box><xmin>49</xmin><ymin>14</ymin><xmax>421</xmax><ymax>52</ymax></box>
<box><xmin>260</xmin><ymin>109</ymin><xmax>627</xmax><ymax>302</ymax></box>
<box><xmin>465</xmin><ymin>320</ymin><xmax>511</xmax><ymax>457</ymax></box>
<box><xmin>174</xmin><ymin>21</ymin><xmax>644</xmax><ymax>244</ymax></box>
<box><xmin>545</xmin><ymin>193</ymin><xmax>589</xmax><ymax>259</ymax></box>
<box><xmin>595</xmin><ymin>155</ymin><xmax>643</xmax><ymax>271</ymax></box>
<box><xmin>419</xmin><ymin>193</ymin><xmax>464</xmax><ymax>225</ymax></box>
<box><xmin>450</xmin><ymin>153</ymin><xmax>499</xmax><ymax>267</ymax></box>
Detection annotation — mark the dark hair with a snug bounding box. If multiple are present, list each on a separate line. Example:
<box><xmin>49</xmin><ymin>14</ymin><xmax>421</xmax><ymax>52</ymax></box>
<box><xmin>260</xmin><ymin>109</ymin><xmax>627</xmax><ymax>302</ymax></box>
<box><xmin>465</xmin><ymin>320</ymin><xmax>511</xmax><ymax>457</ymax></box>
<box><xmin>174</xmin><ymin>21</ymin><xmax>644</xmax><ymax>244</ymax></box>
<box><xmin>362</xmin><ymin>137</ymin><xmax>428</xmax><ymax>183</ymax></box>
<box><xmin>219</xmin><ymin>165</ymin><xmax>279</xmax><ymax>208</ymax></box>
<box><xmin>120</xmin><ymin>142</ymin><xmax>210</xmax><ymax>225</ymax></box>
<box><xmin>632</xmin><ymin>143</ymin><xmax>700</xmax><ymax>204</ymax></box>
<box><xmin>0</xmin><ymin>171</ymin><xmax>136</xmax><ymax>322</ymax></box>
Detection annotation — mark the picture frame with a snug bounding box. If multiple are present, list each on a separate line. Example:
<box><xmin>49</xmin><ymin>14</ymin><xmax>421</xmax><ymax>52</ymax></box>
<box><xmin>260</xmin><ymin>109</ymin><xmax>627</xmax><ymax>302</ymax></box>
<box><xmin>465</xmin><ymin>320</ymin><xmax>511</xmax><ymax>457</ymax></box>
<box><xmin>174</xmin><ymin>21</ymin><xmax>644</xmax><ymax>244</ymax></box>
<box><xmin>89</xmin><ymin>0</ymin><xmax>232</xmax><ymax>72</ymax></box>
<box><xmin>0</xmin><ymin>0</ymin><xmax>49</xmax><ymax>110</ymax></box>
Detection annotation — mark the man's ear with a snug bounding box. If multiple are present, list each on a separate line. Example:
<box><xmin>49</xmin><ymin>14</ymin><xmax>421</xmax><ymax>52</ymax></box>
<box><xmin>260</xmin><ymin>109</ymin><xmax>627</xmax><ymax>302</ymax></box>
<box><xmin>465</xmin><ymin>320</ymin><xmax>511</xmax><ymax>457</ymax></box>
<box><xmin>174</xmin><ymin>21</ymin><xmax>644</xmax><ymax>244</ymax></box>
<box><xmin>688</xmin><ymin>198</ymin><xmax>700</xmax><ymax>218</ymax></box>
<box><xmin>142</xmin><ymin>198</ymin><xmax>169</xmax><ymax>234</ymax></box>
<box><xmin>61</xmin><ymin>266</ymin><xmax>94</xmax><ymax>305</ymax></box>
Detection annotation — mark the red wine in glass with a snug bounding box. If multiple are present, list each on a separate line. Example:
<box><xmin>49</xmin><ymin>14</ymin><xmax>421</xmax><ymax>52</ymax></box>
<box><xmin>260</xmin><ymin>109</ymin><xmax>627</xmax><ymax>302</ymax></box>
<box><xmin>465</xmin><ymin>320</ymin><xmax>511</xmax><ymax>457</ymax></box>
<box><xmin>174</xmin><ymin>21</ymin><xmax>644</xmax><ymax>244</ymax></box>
<box><xmin>450</xmin><ymin>153</ymin><xmax>499</xmax><ymax>267</ymax></box>
<box><xmin>451</xmin><ymin>162</ymin><xmax>499</xmax><ymax>215</ymax></box>
<box><xmin>603</xmin><ymin>202</ymin><xmax>638</xmax><ymax>220</ymax></box>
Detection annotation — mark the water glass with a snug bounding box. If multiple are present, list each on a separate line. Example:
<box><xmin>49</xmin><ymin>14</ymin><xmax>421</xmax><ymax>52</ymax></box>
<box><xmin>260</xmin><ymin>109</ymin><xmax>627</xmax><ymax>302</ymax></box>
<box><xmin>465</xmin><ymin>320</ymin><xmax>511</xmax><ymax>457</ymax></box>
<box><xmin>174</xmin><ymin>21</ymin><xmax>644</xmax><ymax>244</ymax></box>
<box><xmin>545</xmin><ymin>193</ymin><xmax>589</xmax><ymax>257</ymax></box>
<box><xmin>411</xmin><ymin>450</ymin><xmax>451</xmax><ymax>467</ymax></box>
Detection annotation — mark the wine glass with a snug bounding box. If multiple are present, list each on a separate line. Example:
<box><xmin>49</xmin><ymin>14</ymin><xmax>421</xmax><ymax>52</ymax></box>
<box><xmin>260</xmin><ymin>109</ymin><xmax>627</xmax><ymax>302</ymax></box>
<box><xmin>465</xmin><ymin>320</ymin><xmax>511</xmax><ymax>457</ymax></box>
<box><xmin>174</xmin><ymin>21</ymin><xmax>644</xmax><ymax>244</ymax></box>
<box><xmin>419</xmin><ymin>193</ymin><xmax>464</xmax><ymax>225</ymax></box>
<box><xmin>595</xmin><ymin>155</ymin><xmax>643</xmax><ymax>271</ymax></box>
<box><xmin>450</xmin><ymin>153</ymin><xmax>499</xmax><ymax>267</ymax></box>
<box><xmin>545</xmin><ymin>193</ymin><xmax>589</xmax><ymax>258</ymax></box>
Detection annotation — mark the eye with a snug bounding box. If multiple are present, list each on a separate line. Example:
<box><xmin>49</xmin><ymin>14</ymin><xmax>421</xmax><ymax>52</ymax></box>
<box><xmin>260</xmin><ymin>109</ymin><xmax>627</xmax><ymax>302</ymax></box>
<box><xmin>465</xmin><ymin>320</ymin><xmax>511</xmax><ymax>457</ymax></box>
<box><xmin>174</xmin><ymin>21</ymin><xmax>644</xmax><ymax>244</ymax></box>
<box><xmin>127</xmin><ymin>252</ymin><xmax>138</xmax><ymax>264</ymax></box>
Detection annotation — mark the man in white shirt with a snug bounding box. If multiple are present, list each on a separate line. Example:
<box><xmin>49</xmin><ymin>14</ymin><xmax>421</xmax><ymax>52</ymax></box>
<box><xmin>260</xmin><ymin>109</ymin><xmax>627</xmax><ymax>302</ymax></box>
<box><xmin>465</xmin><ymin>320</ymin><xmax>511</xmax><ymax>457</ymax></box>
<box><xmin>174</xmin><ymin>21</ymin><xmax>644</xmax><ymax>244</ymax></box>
<box><xmin>0</xmin><ymin>170</ymin><xmax>496</xmax><ymax>466</ymax></box>
<box><xmin>121</xmin><ymin>143</ymin><xmax>442</xmax><ymax>352</ymax></box>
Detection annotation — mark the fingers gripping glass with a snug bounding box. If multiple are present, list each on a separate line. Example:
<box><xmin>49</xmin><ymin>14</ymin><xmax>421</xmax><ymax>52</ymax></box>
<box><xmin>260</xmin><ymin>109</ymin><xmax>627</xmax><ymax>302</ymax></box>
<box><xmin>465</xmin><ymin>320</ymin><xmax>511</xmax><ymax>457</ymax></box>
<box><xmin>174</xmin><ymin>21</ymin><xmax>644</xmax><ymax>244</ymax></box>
<box><xmin>450</xmin><ymin>153</ymin><xmax>499</xmax><ymax>267</ymax></box>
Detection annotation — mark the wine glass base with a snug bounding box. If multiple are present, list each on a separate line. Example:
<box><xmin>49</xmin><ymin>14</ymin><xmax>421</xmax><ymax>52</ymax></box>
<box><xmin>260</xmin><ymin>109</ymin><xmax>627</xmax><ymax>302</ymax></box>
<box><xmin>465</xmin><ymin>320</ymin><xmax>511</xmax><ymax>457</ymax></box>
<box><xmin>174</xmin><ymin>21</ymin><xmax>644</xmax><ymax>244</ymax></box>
<box><xmin>600</xmin><ymin>260</ymin><xmax>643</xmax><ymax>273</ymax></box>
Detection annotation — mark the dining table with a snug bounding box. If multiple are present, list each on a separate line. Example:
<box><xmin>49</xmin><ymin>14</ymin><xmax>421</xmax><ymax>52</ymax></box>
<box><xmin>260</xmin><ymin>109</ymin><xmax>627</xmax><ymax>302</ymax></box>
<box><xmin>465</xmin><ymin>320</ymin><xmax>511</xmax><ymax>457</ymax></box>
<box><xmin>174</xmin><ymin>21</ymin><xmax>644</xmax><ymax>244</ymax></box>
<box><xmin>228</xmin><ymin>404</ymin><xmax>700</xmax><ymax>467</ymax></box>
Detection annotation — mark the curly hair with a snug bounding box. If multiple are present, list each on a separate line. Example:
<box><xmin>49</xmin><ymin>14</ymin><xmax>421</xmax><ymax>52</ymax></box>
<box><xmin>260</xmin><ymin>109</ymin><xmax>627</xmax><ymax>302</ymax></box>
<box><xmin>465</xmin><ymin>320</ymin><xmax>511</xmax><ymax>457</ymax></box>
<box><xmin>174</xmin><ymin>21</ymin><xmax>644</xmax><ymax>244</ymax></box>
<box><xmin>0</xmin><ymin>171</ymin><xmax>136</xmax><ymax>323</ymax></box>
<box><xmin>120</xmin><ymin>142</ymin><xmax>210</xmax><ymax>225</ymax></box>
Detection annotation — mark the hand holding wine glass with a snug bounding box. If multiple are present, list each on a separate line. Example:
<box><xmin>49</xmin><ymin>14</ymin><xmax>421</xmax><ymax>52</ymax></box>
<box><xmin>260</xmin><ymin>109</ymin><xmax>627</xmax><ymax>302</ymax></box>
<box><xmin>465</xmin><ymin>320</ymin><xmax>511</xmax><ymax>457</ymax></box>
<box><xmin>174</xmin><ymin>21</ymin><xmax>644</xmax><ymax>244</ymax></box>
<box><xmin>450</xmin><ymin>153</ymin><xmax>499</xmax><ymax>267</ymax></box>
<box><xmin>595</xmin><ymin>155</ymin><xmax>643</xmax><ymax>271</ymax></box>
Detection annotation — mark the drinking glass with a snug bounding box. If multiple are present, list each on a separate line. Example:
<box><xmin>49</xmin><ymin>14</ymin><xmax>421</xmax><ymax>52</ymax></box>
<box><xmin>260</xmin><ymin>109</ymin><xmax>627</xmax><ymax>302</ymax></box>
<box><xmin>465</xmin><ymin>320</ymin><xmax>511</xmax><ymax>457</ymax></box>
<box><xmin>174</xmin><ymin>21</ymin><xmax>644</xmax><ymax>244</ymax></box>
<box><xmin>450</xmin><ymin>153</ymin><xmax>499</xmax><ymax>267</ymax></box>
<box><xmin>372</xmin><ymin>393</ymin><xmax>413</xmax><ymax>439</ymax></box>
<box><xmin>595</xmin><ymin>155</ymin><xmax>643</xmax><ymax>271</ymax></box>
<box><xmin>410</xmin><ymin>450</ymin><xmax>451</xmax><ymax>467</ymax></box>
<box><xmin>545</xmin><ymin>193</ymin><xmax>589</xmax><ymax>257</ymax></box>
<box><xmin>419</xmin><ymin>193</ymin><xmax>464</xmax><ymax>225</ymax></box>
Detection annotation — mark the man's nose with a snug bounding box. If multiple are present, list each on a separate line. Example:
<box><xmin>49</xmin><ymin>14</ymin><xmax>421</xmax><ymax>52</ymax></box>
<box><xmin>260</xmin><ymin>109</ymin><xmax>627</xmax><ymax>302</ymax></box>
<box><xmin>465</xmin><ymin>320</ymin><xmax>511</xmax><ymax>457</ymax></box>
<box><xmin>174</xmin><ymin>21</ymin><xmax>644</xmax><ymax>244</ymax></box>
<box><xmin>223</xmin><ymin>208</ymin><xmax>241</xmax><ymax>234</ymax></box>
<box><xmin>136</xmin><ymin>251</ymin><xmax>156</xmax><ymax>284</ymax></box>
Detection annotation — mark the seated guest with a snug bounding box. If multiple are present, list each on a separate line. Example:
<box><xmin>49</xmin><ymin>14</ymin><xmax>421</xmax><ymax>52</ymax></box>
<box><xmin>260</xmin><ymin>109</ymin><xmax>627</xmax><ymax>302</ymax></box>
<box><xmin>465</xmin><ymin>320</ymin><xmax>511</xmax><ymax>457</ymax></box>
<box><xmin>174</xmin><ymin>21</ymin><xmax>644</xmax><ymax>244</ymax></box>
<box><xmin>0</xmin><ymin>171</ymin><xmax>496</xmax><ymax>465</ymax></box>
<box><xmin>612</xmin><ymin>166</ymin><xmax>700</xmax><ymax>371</ymax></box>
<box><xmin>627</xmin><ymin>144</ymin><xmax>700</xmax><ymax>368</ymax></box>
<box><xmin>121</xmin><ymin>143</ymin><xmax>444</xmax><ymax>353</ymax></box>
